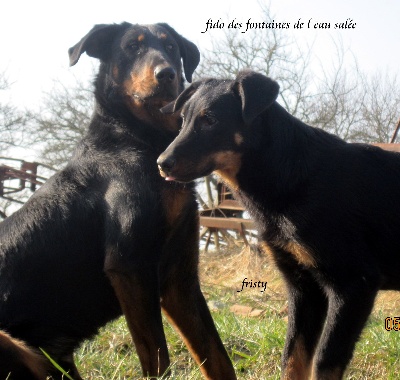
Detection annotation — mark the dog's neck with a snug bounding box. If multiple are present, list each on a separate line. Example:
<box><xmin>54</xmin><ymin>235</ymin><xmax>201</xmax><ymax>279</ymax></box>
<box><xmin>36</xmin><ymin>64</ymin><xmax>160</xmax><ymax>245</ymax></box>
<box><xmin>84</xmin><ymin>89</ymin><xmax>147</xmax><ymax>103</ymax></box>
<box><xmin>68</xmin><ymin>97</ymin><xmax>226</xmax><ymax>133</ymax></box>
<box><xmin>94</xmin><ymin>90</ymin><xmax>180</xmax><ymax>132</ymax></box>
<box><xmin>122</xmin><ymin>96</ymin><xmax>181</xmax><ymax>133</ymax></box>
<box><xmin>85</xmin><ymin>102</ymin><xmax>177</xmax><ymax>158</ymax></box>
<box><xmin>233</xmin><ymin>103</ymin><xmax>345</xmax><ymax>214</ymax></box>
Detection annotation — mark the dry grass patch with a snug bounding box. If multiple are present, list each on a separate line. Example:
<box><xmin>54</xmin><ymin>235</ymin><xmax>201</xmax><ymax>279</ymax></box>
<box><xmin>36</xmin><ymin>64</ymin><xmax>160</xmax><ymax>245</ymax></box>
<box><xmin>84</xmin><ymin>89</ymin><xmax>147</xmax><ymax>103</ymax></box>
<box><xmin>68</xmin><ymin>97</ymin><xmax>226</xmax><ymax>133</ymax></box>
<box><xmin>70</xmin><ymin>246</ymin><xmax>400</xmax><ymax>379</ymax></box>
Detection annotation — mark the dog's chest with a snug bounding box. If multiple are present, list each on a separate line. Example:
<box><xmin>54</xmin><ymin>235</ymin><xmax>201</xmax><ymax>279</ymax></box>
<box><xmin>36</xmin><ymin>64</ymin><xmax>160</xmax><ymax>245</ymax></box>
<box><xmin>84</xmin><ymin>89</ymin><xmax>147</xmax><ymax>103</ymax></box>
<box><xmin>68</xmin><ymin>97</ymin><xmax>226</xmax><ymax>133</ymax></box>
<box><xmin>260</xmin><ymin>238</ymin><xmax>316</xmax><ymax>268</ymax></box>
<box><xmin>250</xmin><ymin>209</ymin><xmax>317</xmax><ymax>268</ymax></box>
<box><xmin>161</xmin><ymin>185</ymin><xmax>193</xmax><ymax>227</ymax></box>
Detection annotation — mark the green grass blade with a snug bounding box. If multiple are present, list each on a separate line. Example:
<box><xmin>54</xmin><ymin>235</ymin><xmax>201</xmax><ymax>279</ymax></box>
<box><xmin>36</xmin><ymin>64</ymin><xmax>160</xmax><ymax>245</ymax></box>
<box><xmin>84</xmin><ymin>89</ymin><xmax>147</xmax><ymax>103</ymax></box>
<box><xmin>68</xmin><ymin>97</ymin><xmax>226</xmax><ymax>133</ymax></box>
<box><xmin>39</xmin><ymin>348</ymin><xmax>75</xmax><ymax>380</ymax></box>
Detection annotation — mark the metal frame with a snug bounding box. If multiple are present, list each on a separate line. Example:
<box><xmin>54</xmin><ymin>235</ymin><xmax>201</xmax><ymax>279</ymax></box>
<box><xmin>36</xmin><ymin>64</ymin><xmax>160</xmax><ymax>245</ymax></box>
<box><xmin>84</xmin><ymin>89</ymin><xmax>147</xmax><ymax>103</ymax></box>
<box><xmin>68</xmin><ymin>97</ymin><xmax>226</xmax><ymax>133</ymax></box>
<box><xmin>0</xmin><ymin>157</ymin><xmax>55</xmax><ymax>217</ymax></box>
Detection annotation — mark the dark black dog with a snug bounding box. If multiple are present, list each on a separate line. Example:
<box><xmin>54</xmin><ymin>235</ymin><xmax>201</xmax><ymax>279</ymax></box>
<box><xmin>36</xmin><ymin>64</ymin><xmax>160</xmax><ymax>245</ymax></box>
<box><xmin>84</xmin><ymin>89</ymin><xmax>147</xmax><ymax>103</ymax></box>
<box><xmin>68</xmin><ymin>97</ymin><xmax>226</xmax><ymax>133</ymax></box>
<box><xmin>0</xmin><ymin>22</ymin><xmax>236</xmax><ymax>380</ymax></box>
<box><xmin>157</xmin><ymin>70</ymin><xmax>400</xmax><ymax>380</ymax></box>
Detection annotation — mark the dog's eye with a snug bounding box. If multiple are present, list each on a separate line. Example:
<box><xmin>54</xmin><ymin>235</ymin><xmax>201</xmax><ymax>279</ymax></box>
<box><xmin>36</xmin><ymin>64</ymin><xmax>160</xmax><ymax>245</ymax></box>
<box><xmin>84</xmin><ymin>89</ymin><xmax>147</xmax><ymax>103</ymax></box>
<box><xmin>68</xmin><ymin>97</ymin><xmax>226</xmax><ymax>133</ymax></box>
<box><xmin>127</xmin><ymin>43</ymin><xmax>143</xmax><ymax>56</ymax></box>
<box><xmin>204</xmin><ymin>116</ymin><xmax>217</xmax><ymax>126</ymax></box>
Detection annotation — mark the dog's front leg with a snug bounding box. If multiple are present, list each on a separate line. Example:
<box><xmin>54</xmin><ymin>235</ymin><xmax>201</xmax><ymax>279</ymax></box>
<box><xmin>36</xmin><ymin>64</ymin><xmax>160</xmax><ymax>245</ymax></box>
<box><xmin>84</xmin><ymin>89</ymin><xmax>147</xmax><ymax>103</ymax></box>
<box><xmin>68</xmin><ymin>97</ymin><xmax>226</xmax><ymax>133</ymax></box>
<box><xmin>161</xmin><ymin>282</ymin><xmax>237</xmax><ymax>380</ymax></box>
<box><xmin>160</xmin><ymin>213</ymin><xmax>237</xmax><ymax>380</ymax></box>
<box><xmin>274</xmin><ymin>254</ymin><xmax>328</xmax><ymax>380</ymax></box>
<box><xmin>311</xmin><ymin>269</ymin><xmax>380</xmax><ymax>380</ymax></box>
<box><xmin>106</xmin><ymin>264</ymin><xmax>169</xmax><ymax>378</ymax></box>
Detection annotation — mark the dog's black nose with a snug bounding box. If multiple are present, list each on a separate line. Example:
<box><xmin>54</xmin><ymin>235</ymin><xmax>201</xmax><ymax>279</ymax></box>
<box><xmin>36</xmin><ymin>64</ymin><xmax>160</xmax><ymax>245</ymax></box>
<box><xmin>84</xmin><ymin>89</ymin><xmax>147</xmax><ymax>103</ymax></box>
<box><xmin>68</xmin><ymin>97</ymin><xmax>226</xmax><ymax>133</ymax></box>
<box><xmin>155</xmin><ymin>66</ymin><xmax>176</xmax><ymax>83</ymax></box>
<box><xmin>157</xmin><ymin>156</ymin><xmax>176</xmax><ymax>172</ymax></box>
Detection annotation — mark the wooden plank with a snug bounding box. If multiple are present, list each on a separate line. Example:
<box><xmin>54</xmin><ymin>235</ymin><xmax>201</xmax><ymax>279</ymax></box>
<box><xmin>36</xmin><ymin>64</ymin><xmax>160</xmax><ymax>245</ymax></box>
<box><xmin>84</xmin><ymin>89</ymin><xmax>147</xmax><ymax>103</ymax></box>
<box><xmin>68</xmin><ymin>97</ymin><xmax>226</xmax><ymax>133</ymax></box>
<box><xmin>372</xmin><ymin>143</ymin><xmax>400</xmax><ymax>152</ymax></box>
<box><xmin>200</xmin><ymin>216</ymin><xmax>255</xmax><ymax>230</ymax></box>
<box><xmin>218</xmin><ymin>199</ymin><xmax>245</xmax><ymax>211</ymax></box>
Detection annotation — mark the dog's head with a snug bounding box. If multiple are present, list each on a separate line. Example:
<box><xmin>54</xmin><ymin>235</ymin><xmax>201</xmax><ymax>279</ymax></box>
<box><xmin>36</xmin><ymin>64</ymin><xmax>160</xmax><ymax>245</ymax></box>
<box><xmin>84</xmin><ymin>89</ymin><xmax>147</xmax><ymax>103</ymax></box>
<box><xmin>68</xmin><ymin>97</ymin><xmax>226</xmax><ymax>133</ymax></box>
<box><xmin>157</xmin><ymin>70</ymin><xmax>279</xmax><ymax>187</ymax></box>
<box><xmin>68</xmin><ymin>22</ymin><xmax>200</xmax><ymax>127</ymax></box>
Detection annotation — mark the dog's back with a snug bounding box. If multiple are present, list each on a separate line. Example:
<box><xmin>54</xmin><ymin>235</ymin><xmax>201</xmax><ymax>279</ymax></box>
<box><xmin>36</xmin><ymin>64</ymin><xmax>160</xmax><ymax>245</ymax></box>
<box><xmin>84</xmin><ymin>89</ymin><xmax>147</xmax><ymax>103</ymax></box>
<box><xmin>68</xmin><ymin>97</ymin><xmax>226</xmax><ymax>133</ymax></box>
<box><xmin>0</xmin><ymin>157</ymin><xmax>122</xmax><ymax>354</ymax></box>
<box><xmin>312</xmin><ymin>141</ymin><xmax>400</xmax><ymax>285</ymax></box>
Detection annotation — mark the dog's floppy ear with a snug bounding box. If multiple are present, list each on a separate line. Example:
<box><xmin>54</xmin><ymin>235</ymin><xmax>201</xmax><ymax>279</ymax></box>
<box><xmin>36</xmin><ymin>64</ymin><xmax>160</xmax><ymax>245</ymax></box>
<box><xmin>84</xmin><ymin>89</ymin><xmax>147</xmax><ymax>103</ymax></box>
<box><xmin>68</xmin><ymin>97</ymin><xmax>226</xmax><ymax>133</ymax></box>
<box><xmin>234</xmin><ymin>70</ymin><xmax>280</xmax><ymax>126</ymax></box>
<box><xmin>68</xmin><ymin>24</ymin><xmax>124</xmax><ymax>66</ymax></box>
<box><xmin>160</xmin><ymin>81</ymin><xmax>202</xmax><ymax>114</ymax></box>
<box><xmin>157</xmin><ymin>23</ymin><xmax>200</xmax><ymax>83</ymax></box>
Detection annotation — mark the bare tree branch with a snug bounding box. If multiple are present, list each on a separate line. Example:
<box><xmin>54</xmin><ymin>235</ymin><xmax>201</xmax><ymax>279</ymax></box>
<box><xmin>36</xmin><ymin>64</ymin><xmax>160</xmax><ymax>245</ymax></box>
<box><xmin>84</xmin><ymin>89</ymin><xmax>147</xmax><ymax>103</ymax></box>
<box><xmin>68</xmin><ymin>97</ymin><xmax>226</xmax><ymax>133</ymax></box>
<box><xmin>26</xmin><ymin>76</ymin><xmax>95</xmax><ymax>168</ymax></box>
<box><xmin>0</xmin><ymin>71</ymin><xmax>27</xmax><ymax>153</ymax></box>
<box><xmin>196</xmin><ymin>4</ymin><xmax>314</xmax><ymax>120</ymax></box>
<box><xmin>196</xmin><ymin>6</ymin><xmax>400</xmax><ymax>143</ymax></box>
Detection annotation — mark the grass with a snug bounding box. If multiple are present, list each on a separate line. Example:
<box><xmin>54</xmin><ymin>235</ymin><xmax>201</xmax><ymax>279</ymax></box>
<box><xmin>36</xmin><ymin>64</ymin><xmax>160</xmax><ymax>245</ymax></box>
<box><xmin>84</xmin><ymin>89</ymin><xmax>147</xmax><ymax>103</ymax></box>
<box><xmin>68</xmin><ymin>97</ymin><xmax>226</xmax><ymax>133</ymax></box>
<box><xmin>67</xmin><ymin>247</ymin><xmax>400</xmax><ymax>379</ymax></box>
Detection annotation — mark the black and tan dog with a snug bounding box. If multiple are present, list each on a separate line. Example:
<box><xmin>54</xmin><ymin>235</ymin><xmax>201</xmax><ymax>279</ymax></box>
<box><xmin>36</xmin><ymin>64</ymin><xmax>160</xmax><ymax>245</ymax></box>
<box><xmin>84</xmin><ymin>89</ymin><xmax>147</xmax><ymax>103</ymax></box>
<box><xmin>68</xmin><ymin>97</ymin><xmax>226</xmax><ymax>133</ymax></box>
<box><xmin>0</xmin><ymin>23</ymin><xmax>236</xmax><ymax>380</ymax></box>
<box><xmin>158</xmin><ymin>70</ymin><xmax>400</xmax><ymax>379</ymax></box>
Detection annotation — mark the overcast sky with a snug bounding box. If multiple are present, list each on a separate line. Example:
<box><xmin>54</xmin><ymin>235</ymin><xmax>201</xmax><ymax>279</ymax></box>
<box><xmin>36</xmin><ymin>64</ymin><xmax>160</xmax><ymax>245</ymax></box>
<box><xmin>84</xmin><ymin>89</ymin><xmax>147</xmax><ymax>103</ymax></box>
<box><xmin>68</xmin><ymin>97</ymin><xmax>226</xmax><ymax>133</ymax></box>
<box><xmin>1</xmin><ymin>0</ymin><xmax>399</xmax><ymax>111</ymax></box>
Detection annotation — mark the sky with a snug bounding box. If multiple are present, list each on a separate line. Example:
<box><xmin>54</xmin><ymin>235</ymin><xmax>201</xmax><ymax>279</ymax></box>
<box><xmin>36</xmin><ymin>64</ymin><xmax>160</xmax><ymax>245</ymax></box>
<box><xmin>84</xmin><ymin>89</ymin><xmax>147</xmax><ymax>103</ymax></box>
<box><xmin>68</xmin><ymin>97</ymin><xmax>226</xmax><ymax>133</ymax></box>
<box><xmin>0</xmin><ymin>0</ymin><xmax>399</xmax><ymax>121</ymax></box>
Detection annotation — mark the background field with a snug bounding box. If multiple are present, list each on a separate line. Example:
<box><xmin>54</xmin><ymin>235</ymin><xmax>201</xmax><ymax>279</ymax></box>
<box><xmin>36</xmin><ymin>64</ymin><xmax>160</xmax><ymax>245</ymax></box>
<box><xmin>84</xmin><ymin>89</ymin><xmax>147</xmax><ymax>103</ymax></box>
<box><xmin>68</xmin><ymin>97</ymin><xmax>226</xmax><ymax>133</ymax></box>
<box><xmin>73</xmin><ymin>247</ymin><xmax>400</xmax><ymax>380</ymax></box>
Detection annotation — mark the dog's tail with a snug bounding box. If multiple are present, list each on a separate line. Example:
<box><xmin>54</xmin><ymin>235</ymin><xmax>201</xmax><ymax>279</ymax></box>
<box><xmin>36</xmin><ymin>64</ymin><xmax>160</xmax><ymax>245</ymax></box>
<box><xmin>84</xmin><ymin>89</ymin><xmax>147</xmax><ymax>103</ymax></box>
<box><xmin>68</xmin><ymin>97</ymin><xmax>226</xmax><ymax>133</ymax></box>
<box><xmin>0</xmin><ymin>330</ymin><xmax>49</xmax><ymax>379</ymax></box>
